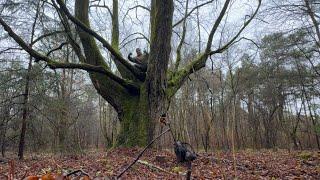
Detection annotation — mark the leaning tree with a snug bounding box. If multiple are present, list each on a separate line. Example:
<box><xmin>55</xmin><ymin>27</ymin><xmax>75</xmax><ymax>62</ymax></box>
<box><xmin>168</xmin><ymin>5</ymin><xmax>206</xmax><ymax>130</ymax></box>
<box><xmin>0</xmin><ymin>0</ymin><xmax>261</xmax><ymax>146</ymax></box>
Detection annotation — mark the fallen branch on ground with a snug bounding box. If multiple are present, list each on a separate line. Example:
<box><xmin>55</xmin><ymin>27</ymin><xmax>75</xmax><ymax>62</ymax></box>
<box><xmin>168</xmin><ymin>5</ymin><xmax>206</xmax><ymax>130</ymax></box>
<box><xmin>117</xmin><ymin>128</ymin><xmax>171</xmax><ymax>178</ymax></box>
<box><xmin>137</xmin><ymin>160</ymin><xmax>176</xmax><ymax>175</ymax></box>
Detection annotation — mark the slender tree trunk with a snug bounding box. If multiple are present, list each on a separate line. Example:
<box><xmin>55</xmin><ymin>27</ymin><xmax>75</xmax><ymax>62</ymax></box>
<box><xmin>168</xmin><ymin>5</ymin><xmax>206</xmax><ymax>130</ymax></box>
<box><xmin>247</xmin><ymin>91</ymin><xmax>256</xmax><ymax>148</ymax></box>
<box><xmin>304</xmin><ymin>0</ymin><xmax>320</xmax><ymax>47</ymax></box>
<box><xmin>297</xmin><ymin>62</ymin><xmax>320</xmax><ymax>149</ymax></box>
<box><xmin>0</xmin><ymin>108</ymin><xmax>9</xmax><ymax>157</ymax></box>
<box><xmin>305</xmin><ymin>97</ymin><xmax>320</xmax><ymax>149</ymax></box>
<box><xmin>290</xmin><ymin>98</ymin><xmax>302</xmax><ymax>150</ymax></box>
<box><xmin>17</xmin><ymin>59</ymin><xmax>31</xmax><ymax>159</ymax></box>
<box><xmin>18</xmin><ymin>0</ymin><xmax>41</xmax><ymax>159</ymax></box>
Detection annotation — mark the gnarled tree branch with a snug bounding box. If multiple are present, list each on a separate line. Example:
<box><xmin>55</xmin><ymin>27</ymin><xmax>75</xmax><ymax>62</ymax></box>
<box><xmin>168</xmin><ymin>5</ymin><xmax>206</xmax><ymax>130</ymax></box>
<box><xmin>0</xmin><ymin>16</ymin><xmax>139</xmax><ymax>93</ymax></box>
<box><xmin>167</xmin><ymin>0</ymin><xmax>261</xmax><ymax>98</ymax></box>
<box><xmin>55</xmin><ymin>0</ymin><xmax>145</xmax><ymax>80</ymax></box>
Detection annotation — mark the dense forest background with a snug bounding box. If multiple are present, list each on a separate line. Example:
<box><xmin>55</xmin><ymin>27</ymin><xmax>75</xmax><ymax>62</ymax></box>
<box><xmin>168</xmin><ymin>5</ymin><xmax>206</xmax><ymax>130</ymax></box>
<box><xmin>0</xmin><ymin>0</ymin><xmax>319</xmax><ymax>157</ymax></box>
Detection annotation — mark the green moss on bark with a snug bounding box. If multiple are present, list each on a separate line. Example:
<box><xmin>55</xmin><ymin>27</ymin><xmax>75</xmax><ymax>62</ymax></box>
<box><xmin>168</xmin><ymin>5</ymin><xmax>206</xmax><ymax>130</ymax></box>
<box><xmin>117</xmin><ymin>96</ymin><xmax>149</xmax><ymax>146</ymax></box>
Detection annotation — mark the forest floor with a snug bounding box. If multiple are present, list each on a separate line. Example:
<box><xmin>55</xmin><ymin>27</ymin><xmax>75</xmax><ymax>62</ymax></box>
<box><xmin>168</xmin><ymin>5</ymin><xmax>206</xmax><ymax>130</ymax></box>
<box><xmin>0</xmin><ymin>148</ymin><xmax>319</xmax><ymax>179</ymax></box>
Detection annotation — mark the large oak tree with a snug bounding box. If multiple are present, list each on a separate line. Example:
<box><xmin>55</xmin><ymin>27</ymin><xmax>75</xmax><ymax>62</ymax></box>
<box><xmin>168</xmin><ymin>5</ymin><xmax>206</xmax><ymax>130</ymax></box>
<box><xmin>0</xmin><ymin>0</ymin><xmax>261</xmax><ymax>146</ymax></box>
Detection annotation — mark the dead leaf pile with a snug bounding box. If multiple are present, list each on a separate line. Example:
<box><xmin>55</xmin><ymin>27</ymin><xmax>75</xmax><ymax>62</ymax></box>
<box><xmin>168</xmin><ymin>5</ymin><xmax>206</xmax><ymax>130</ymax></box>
<box><xmin>0</xmin><ymin>149</ymin><xmax>318</xmax><ymax>179</ymax></box>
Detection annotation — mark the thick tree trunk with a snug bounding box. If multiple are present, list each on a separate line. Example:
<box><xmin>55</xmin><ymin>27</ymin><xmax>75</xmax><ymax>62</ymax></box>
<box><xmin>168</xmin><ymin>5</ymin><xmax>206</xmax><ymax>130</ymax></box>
<box><xmin>116</xmin><ymin>87</ymin><xmax>168</xmax><ymax>146</ymax></box>
<box><xmin>116</xmin><ymin>96</ymin><xmax>148</xmax><ymax>146</ymax></box>
<box><xmin>74</xmin><ymin>0</ymin><xmax>173</xmax><ymax>146</ymax></box>
<box><xmin>143</xmin><ymin>0</ymin><xmax>174</xmax><ymax>143</ymax></box>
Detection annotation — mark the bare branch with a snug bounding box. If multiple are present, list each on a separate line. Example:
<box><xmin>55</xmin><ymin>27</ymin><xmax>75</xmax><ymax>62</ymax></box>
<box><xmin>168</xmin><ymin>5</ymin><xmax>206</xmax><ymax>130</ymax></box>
<box><xmin>120</xmin><ymin>37</ymin><xmax>149</xmax><ymax>49</ymax></box>
<box><xmin>89</xmin><ymin>4</ymin><xmax>112</xmax><ymax>17</ymax></box>
<box><xmin>129</xmin><ymin>5</ymin><xmax>150</xmax><ymax>12</ymax></box>
<box><xmin>167</xmin><ymin>0</ymin><xmax>262</xmax><ymax>97</ymax></box>
<box><xmin>174</xmin><ymin>0</ymin><xmax>189</xmax><ymax>71</ymax></box>
<box><xmin>120</xmin><ymin>32</ymin><xmax>150</xmax><ymax>49</ymax></box>
<box><xmin>173</xmin><ymin>0</ymin><xmax>214</xmax><ymax>28</ymax></box>
<box><xmin>120</xmin><ymin>32</ymin><xmax>150</xmax><ymax>45</ymax></box>
<box><xmin>31</xmin><ymin>30</ymin><xmax>66</xmax><ymax>46</ymax></box>
<box><xmin>0</xmin><ymin>47</ymin><xmax>22</xmax><ymax>54</ymax></box>
<box><xmin>304</xmin><ymin>0</ymin><xmax>320</xmax><ymax>47</ymax></box>
<box><xmin>209</xmin><ymin>0</ymin><xmax>262</xmax><ymax>55</ymax></box>
<box><xmin>46</xmin><ymin>42</ymin><xmax>69</xmax><ymax>56</ymax></box>
<box><xmin>205</xmin><ymin>0</ymin><xmax>231</xmax><ymax>53</ymax></box>
<box><xmin>123</xmin><ymin>4</ymin><xmax>150</xmax><ymax>22</ymax></box>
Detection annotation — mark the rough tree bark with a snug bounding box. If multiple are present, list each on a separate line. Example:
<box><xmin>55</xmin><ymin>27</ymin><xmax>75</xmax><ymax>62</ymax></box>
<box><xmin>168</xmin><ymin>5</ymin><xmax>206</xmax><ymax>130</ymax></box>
<box><xmin>0</xmin><ymin>0</ymin><xmax>261</xmax><ymax>146</ymax></box>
